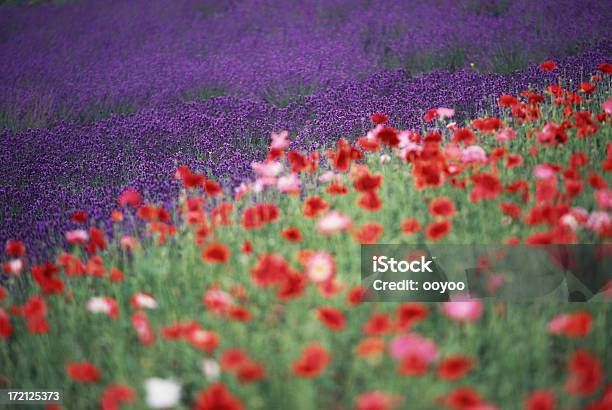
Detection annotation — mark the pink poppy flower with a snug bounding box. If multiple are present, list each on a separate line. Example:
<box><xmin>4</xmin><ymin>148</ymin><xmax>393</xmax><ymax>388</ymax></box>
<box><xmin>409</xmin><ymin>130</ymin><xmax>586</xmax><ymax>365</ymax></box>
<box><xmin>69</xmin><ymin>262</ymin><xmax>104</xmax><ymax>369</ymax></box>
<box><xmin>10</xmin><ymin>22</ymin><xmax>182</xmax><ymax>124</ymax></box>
<box><xmin>305</xmin><ymin>252</ymin><xmax>336</xmax><ymax>283</ymax></box>
<box><xmin>595</xmin><ymin>189</ymin><xmax>612</xmax><ymax>209</ymax></box>
<box><xmin>86</xmin><ymin>296</ymin><xmax>119</xmax><ymax>319</ymax></box>
<box><xmin>65</xmin><ymin>229</ymin><xmax>89</xmax><ymax>244</ymax></box>
<box><xmin>461</xmin><ymin>146</ymin><xmax>487</xmax><ymax>163</ymax></box>
<box><xmin>277</xmin><ymin>174</ymin><xmax>301</xmax><ymax>194</ymax></box>
<box><xmin>442</xmin><ymin>297</ymin><xmax>483</xmax><ymax>323</ymax></box>
<box><xmin>495</xmin><ymin>128</ymin><xmax>516</xmax><ymax>143</ymax></box>
<box><xmin>436</xmin><ymin>107</ymin><xmax>455</xmax><ymax>119</ymax></box>
<box><xmin>603</xmin><ymin>98</ymin><xmax>612</xmax><ymax>115</ymax></box>
<box><xmin>130</xmin><ymin>292</ymin><xmax>158</xmax><ymax>310</ymax></box>
<box><xmin>270</xmin><ymin>130</ymin><xmax>290</xmax><ymax>150</ymax></box>
<box><xmin>316</xmin><ymin>211</ymin><xmax>352</xmax><ymax>235</ymax></box>
<box><xmin>533</xmin><ymin>164</ymin><xmax>556</xmax><ymax>180</ymax></box>
<box><xmin>251</xmin><ymin>161</ymin><xmax>283</xmax><ymax>178</ymax></box>
<box><xmin>389</xmin><ymin>333</ymin><xmax>438</xmax><ymax>363</ymax></box>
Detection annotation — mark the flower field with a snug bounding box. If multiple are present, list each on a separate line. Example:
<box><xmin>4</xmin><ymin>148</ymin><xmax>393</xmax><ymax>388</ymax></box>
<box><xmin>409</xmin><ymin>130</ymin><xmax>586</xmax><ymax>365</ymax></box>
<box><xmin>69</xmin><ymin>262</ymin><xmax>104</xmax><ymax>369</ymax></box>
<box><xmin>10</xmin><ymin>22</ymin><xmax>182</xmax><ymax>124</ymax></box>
<box><xmin>2</xmin><ymin>59</ymin><xmax>612</xmax><ymax>408</ymax></box>
<box><xmin>1</xmin><ymin>1</ymin><xmax>612</xmax><ymax>409</ymax></box>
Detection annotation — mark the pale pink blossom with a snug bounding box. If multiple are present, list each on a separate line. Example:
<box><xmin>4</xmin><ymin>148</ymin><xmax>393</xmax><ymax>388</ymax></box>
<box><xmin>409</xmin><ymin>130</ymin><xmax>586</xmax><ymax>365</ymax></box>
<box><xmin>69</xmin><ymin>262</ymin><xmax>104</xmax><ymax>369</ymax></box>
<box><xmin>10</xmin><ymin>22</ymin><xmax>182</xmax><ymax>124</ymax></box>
<box><xmin>446</xmin><ymin>122</ymin><xmax>458</xmax><ymax>131</ymax></box>
<box><xmin>4</xmin><ymin>259</ymin><xmax>23</xmax><ymax>276</ymax></box>
<box><xmin>130</xmin><ymin>292</ymin><xmax>158</xmax><ymax>310</ymax></box>
<box><xmin>86</xmin><ymin>296</ymin><xmax>119</xmax><ymax>319</ymax></box>
<box><xmin>595</xmin><ymin>189</ymin><xmax>612</xmax><ymax>209</ymax></box>
<box><xmin>436</xmin><ymin>107</ymin><xmax>455</xmax><ymax>119</ymax></box>
<box><xmin>495</xmin><ymin>128</ymin><xmax>516</xmax><ymax>143</ymax></box>
<box><xmin>305</xmin><ymin>252</ymin><xmax>337</xmax><ymax>283</ymax></box>
<box><xmin>533</xmin><ymin>164</ymin><xmax>556</xmax><ymax>180</ymax></box>
<box><xmin>234</xmin><ymin>182</ymin><xmax>249</xmax><ymax>201</ymax></box>
<box><xmin>586</xmin><ymin>211</ymin><xmax>611</xmax><ymax>232</ymax></box>
<box><xmin>442</xmin><ymin>297</ymin><xmax>483</xmax><ymax>323</ymax></box>
<box><xmin>251</xmin><ymin>161</ymin><xmax>283</xmax><ymax>178</ymax></box>
<box><xmin>203</xmin><ymin>288</ymin><xmax>233</xmax><ymax>313</ymax></box>
<box><xmin>316</xmin><ymin>211</ymin><xmax>352</xmax><ymax>235</ymax></box>
<box><xmin>603</xmin><ymin>98</ymin><xmax>612</xmax><ymax>115</ymax></box>
<box><xmin>65</xmin><ymin>229</ymin><xmax>88</xmax><ymax>244</ymax></box>
<box><xmin>277</xmin><ymin>173</ymin><xmax>301</xmax><ymax>194</ymax></box>
<box><xmin>389</xmin><ymin>332</ymin><xmax>438</xmax><ymax>363</ymax></box>
<box><xmin>270</xmin><ymin>130</ymin><xmax>290</xmax><ymax>150</ymax></box>
<box><xmin>461</xmin><ymin>145</ymin><xmax>487</xmax><ymax>163</ymax></box>
<box><xmin>559</xmin><ymin>213</ymin><xmax>579</xmax><ymax>230</ymax></box>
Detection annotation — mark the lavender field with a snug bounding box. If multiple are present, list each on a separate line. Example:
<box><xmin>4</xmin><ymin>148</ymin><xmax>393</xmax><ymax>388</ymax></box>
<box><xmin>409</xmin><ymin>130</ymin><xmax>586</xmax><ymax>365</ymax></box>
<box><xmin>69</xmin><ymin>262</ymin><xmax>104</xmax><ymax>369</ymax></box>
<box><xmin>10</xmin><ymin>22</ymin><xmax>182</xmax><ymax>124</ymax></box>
<box><xmin>1</xmin><ymin>1</ymin><xmax>612</xmax><ymax>409</ymax></box>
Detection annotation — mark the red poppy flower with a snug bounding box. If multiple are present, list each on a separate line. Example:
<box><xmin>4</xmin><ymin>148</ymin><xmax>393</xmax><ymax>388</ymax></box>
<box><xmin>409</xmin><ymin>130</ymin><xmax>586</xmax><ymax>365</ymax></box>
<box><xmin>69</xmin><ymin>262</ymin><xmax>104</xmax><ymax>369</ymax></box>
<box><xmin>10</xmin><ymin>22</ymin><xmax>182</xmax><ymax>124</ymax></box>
<box><xmin>358</xmin><ymin>191</ymin><xmax>383</xmax><ymax>211</ymax></box>
<box><xmin>66</xmin><ymin>362</ymin><xmax>101</xmax><ymax>383</ymax></box>
<box><xmin>100</xmin><ymin>384</ymin><xmax>135</xmax><ymax>410</ymax></box>
<box><xmin>588</xmin><ymin>173</ymin><xmax>608</xmax><ymax>190</ymax></box>
<box><xmin>204</xmin><ymin>179</ymin><xmax>222</xmax><ymax>196</ymax></box>
<box><xmin>445</xmin><ymin>387</ymin><xmax>483</xmax><ymax>409</ymax></box>
<box><xmin>109</xmin><ymin>267</ymin><xmax>124</xmax><ymax>282</ymax></box>
<box><xmin>355</xmin><ymin>391</ymin><xmax>401</xmax><ymax>410</ymax></box>
<box><xmin>397</xmin><ymin>354</ymin><xmax>429</xmax><ymax>376</ymax></box>
<box><xmin>187</xmin><ymin>328</ymin><xmax>219</xmax><ymax>353</ymax></box>
<box><xmin>287</xmin><ymin>151</ymin><xmax>308</xmax><ymax>173</ymax></box>
<box><xmin>371</xmin><ymin>113</ymin><xmax>389</xmax><ymax>124</ymax></box>
<box><xmin>251</xmin><ymin>253</ymin><xmax>291</xmax><ymax>287</ymax></box>
<box><xmin>498</xmin><ymin>95</ymin><xmax>518</xmax><ymax>107</ymax></box>
<box><xmin>539</xmin><ymin>60</ymin><xmax>557</xmax><ymax>71</ymax></box>
<box><xmin>358</xmin><ymin>137</ymin><xmax>381</xmax><ymax>152</ymax></box>
<box><xmin>565</xmin><ymin>350</ymin><xmax>603</xmax><ymax>396</ymax></box>
<box><xmin>32</xmin><ymin>262</ymin><xmax>63</xmax><ymax>294</ymax></box>
<box><xmin>202</xmin><ymin>243</ymin><xmax>230</xmax><ymax>264</ymax></box>
<box><xmin>241</xmin><ymin>203</ymin><xmax>279</xmax><ymax>229</ymax></box>
<box><xmin>0</xmin><ymin>308</ymin><xmax>13</xmax><ymax>339</ymax></box>
<box><xmin>71</xmin><ymin>211</ymin><xmax>88</xmax><ymax>224</ymax></box>
<box><xmin>401</xmin><ymin>218</ymin><xmax>421</xmax><ymax>235</ymax></box>
<box><xmin>452</xmin><ymin>128</ymin><xmax>476</xmax><ymax>145</ymax></box>
<box><xmin>376</xmin><ymin>127</ymin><xmax>400</xmax><ymax>147</ymax></box>
<box><xmin>131</xmin><ymin>312</ymin><xmax>154</xmax><ymax>345</ymax></box>
<box><xmin>354</xmin><ymin>222</ymin><xmax>384</xmax><ymax>244</ymax></box>
<box><xmin>276</xmin><ymin>271</ymin><xmax>307</xmax><ymax>301</ymax></box>
<box><xmin>470</xmin><ymin>172</ymin><xmax>502</xmax><ymax>203</ymax></box>
<box><xmin>87</xmin><ymin>227</ymin><xmax>106</xmax><ymax>255</ymax></box>
<box><xmin>396</xmin><ymin>303</ymin><xmax>428</xmax><ymax>330</ymax></box>
<box><xmin>429</xmin><ymin>197</ymin><xmax>456</xmax><ymax>218</ymax></box>
<box><xmin>220</xmin><ymin>349</ymin><xmax>249</xmax><ymax>371</ymax></box>
<box><xmin>303</xmin><ymin>195</ymin><xmax>329</xmax><ymax>218</ymax></box>
<box><xmin>437</xmin><ymin>356</ymin><xmax>473</xmax><ymax>381</ymax></box>
<box><xmin>326</xmin><ymin>182</ymin><xmax>349</xmax><ymax>195</ymax></box>
<box><xmin>317</xmin><ymin>307</ymin><xmax>346</xmax><ymax>331</ymax></box>
<box><xmin>236</xmin><ymin>360</ymin><xmax>266</xmax><ymax>383</ymax></box>
<box><xmin>525</xmin><ymin>390</ymin><xmax>555</xmax><ymax>410</ymax></box>
<box><xmin>599</xmin><ymin>63</ymin><xmax>612</xmax><ymax>74</ymax></box>
<box><xmin>117</xmin><ymin>189</ymin><xmax>142</xmax><ymax>208</ymax></box>
<box><xmin>578</xmin><ymin>82</ymin><xmax>595</xmax><ymax>94</ymax></box>
<box><xmin>5</xmin><ymin>239</ymin><xmax>25</xmax><ymax>257</ymax></box>
<box><xmin>506</xmin><ymin>154</ymin><xmax>523</xmax><ymax>168</ymax></box>
<box><xmin>281</xmin><ymin>227</ymin><xmax>302</xmax><ymax>242</ymax></box>
<box><xmin>472</xmin><ymin>117</ymin><xmax>502</xmax><ymax>132</ymax></box>
<box><xmin>241</xmin><ymin>240</ymin><xmax>253</xmax><ymax>254</ymax></box>
<box><xmin>228</xmin><ymin>305</ymin><xmax>252</xmax><ymax>321</ymax></box>
<box><xmin>355</xmin><ymin>338</ymin><xmax>386</xmax><ymax>357</ymax></box>
<box><xmin>363</xmin><ymin>313</ymin><xmax>393</xmax><ymax>336</ymax></box>
<box><xmin>425</xmin><ymin>220</ymin><xmax>452</xmax><ymax>241</ymax></box>
<box><xmin>423</xmin><ymin>108</ymin><xmax>439</xmax><ymax>122</ymax></box>
<box><xmin>292</xmin><ymin>343</ymin><xmax>331</xmax><ymax>378</ymax></box>
<box><xmin>347</xmin><ymin>285</ymin><xmax>367</xmax><ymax>305</ymax></box>
<box><xmin>354</xmin><ymin>173</ymin><xmax>382</xmax><ymax>192</ymax></box>
<box><xmin>193</xmin><ymin>383</ymin><xmax>244</xmax><ymax>410</ymax></box>
<box><xmin>500</xmin><ymin>202</ymin><xmax>522</xmax><ymax>219</ymax></box>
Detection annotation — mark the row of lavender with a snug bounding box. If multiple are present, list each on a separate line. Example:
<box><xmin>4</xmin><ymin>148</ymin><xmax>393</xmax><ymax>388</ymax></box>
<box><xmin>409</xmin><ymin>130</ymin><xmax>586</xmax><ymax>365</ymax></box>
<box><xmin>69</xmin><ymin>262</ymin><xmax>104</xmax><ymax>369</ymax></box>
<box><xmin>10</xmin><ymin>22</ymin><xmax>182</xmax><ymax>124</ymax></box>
<box><xmin>1</xmin><ymin>0</ymin><xmax>610</xmax><ymax>129</ymax></box>
<box><xmin>1</xmin><ymin>41</ymin><xmax>611</xmax><ymax>261</ymax></box>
